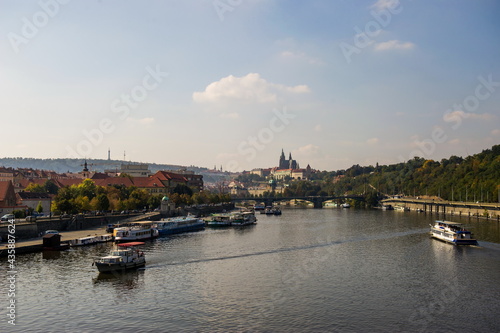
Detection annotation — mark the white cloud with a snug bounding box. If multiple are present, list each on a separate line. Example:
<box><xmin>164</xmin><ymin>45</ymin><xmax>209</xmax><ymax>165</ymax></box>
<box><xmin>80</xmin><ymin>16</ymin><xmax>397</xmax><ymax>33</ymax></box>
<box><xmin>491</xmin><ymin>129</ymin><xmax>500</xmax><ymax>136</ymax></box>
<box><xmin>193</xmin><ymin>73</ymin><xmax>310</xmax><ymax>105</ymax></box>
<box><xmin>371</xmin><ymin>0</ymin><xmax>400</xmax><ymax>11</ymax></box>
<box><xmin>443</xmin><ymin>110</ymin><xmax>494</xmax><ymax>123</ymax></box>
<box><xmin>366</xmin><ymin>137</ymin><xmax>379</xmax><ymax>145</ymax></box>
<box><xmin>126</xmin><ymin>117</ymin><xmax>155</xmax><ymax>125</ymax></box>
<box><xmin>374</xmin><ymin>40</ymin><xmax>415</xmax><ymax>51</ymax></box>
<box><xmin>314</xmin><ymin>124</ymin><xmax>322</xmax><ymax>132</ymax></box>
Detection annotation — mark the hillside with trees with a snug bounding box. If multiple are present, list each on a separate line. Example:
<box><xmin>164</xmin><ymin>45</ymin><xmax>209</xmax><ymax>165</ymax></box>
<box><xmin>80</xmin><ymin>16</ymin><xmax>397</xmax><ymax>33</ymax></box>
<box><xmin>245</xmin><ymin>145</ymin><xmax>500</xmax><ymax>206</ymax></box>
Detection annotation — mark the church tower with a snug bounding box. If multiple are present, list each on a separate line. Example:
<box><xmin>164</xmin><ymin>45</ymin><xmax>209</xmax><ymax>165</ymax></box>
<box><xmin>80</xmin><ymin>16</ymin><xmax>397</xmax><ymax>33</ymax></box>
<box><xmin>279</xmin><ymin>149</ymin><xmax>287</xmax><ymax>169</ymax></box>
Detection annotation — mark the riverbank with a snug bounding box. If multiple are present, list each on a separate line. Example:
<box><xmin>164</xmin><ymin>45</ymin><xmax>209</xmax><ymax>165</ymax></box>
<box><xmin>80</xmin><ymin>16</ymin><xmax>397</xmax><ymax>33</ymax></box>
<box><xmin>0</xmin><ymin>226</ymin><xmax>110</xmax><ymax>257</ymax></box>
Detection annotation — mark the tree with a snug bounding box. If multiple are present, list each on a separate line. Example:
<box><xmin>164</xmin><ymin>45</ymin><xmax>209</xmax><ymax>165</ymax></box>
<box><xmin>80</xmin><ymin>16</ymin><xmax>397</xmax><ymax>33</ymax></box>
<box><xmin>93</xmin><ymin>193</ymin><xmax>110</xmax><ymax>211</ymax></box>
<box><xmin>35</xmin><ymin>201</ymin><xmax>43</xmax><ymax>213</ymax></box>
<box><xmin>172</xmin><ymin>184</ymin><xmax>193</xmax><ymax>196</ymax></box>
<box><xmin>44</xmin><ymin>180</ymin><xmax>59</xmax><ymax>194</ymax></box>
<box><xmin>77</xmin><ymin>179</ymin><xmax>97</xmax><ymax>200</ymax></box>
<box><xmin>25</xmin><ymin>183</ymin><xmax>45</xmax><ymax>193</ymax></box>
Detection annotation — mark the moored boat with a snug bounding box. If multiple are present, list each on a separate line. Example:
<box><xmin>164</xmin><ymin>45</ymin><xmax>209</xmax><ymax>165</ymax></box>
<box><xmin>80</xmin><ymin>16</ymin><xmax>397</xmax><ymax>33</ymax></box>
<box><xmin>231</xmin><ymin>211</ymin><xmax>257</xmax><ymax>226</ymax></box>
<box><xmin>430</xmin><ymin>221</ymin><xmax>478</xmax><ymax>245</ymax></box>
<box><xmin>94</xmin><ymin>242</ymin><xmax>146</xmax><ymax>273</ymax></box>
<box><xmin>342</xmin><ymin>203</ymin><xmax>351</xmax><ymax>208</ymax></box>
<box><xmin>113</xmin><ymin>222</ymin><xmax>159</xmax><ymax>242</ymax></box>
<box><xmin>205</xmin><ymin>213</ymin><xmax>233</xmax><ymax>227</ymax></box>
<box><xmin>153</xmin><ymin>216</ymin><xmax>205</xmax><ymax>236</ymax></box>
<box><xmin>69</xmin><ymin>236</ymin><xmax>98</xmax><ymax>247</ymax></box>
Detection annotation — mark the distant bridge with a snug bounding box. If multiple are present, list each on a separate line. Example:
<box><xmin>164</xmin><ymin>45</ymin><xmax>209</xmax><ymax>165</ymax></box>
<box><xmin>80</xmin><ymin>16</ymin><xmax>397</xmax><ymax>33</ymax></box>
<box><xmin>231</xmin><ymin>195</ymin><xmax>364</xmax><ymax>209</ymax></box>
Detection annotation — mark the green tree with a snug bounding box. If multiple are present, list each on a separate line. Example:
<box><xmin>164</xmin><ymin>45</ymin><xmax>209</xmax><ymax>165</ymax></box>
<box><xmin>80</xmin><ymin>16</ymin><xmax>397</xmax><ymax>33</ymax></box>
<box><xmin>25</xmin><ymin>183</ymin><xmax>45</xmax><ymax>193</ymax></box>
<box><xmin>35</xmin><ymin>201</ymin><xmax>43</xmax><ymax>213</ymax></box>
<box><xmin>44</xmin><ymin>180</ymin><xmax>59</xmax><ymax>194</ymax></box>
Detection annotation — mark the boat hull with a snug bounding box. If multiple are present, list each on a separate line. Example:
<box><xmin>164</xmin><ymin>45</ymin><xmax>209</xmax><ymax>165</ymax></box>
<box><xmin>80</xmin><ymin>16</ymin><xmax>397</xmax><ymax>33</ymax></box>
<box><xmin>95</xmin><ymin>261</ymin><xmax>145</xmax><ymax>273</ymax></box>
<box><xmin>430</xmin><ymin>230</ymin><xmax>478</xmax><ymax>245</ymax></box>
<box><xmin>157</xmin><ymin>222</ymin><xmax>205</xmax><ymax>236</ymax></box>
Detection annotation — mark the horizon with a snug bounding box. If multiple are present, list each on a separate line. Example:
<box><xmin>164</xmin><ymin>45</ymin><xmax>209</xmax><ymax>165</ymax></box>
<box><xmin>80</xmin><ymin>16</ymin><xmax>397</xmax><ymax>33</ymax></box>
<box><xmin>1</xmin><ymin>1</ymin><xmax>499</xmax><ymax>172</ymax></box>
<box><xmin>0</xmin><ymin>142</ymin><xmax>497</xmax><ymax>173</ymax></box>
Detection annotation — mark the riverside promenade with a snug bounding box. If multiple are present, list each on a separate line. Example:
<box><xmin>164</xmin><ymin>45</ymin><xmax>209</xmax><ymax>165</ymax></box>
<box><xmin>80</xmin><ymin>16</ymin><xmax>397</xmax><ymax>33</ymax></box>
<box><xmin>0</xmin><ymin>212</ymin><xmax>161</xmax><ymax>257</ymax></box>
<box><xmin>0</xmin><ymin>226</ymin><xmax>110</xmax><ymax>257</ymax></box>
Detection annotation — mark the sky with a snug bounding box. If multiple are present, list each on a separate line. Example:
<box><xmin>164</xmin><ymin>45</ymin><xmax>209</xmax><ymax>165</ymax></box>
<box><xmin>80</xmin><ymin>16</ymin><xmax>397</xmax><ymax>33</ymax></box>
<box><xmin>1</xmin><ymin>0</ymin><xmax>499</xmax><ymax>172</ymax></box>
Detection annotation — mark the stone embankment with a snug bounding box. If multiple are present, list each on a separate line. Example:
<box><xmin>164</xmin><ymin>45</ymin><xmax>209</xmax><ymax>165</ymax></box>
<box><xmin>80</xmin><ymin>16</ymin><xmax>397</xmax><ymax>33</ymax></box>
<box><xmin>382</xmin><ymin>197</ymin><xmax>500</xmax><ymax>220</ymax></box>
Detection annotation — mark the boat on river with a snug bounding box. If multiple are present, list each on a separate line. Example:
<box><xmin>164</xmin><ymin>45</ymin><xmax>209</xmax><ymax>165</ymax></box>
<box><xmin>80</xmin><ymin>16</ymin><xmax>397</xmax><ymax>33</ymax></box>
<box><xmin>231</xmin><ymin>211</ymin><xmax>257</xmax><ymax>226</ymax></box>
<box><xmin>153</xmin><ymin>216</ymin><xmax>205</xmax><ymax>236</ymax></box>
<box><xmin>94</xmin><ymin>242</ymin><xmax>146</xmax><ymax>273</ymax></box>
<box><xmin>430</xmin><ymin>221</ymin><xmax>478</xmax><ymax>245</ymax></box>
<box><xmin>113</xmin><ymin>222</ymin><xmax>159</xmax><ymax>242</ymax></box>
<box><xmin>205</xmin><ymin>213</ymin><xmax>233</xmax><ymax>227</ymax></box>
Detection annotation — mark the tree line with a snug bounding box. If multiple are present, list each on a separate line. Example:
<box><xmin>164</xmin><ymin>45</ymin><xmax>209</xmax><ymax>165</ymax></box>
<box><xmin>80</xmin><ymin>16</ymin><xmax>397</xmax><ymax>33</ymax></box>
<box><xmin>235</xmin><ymin>144</ymin><xmax>500</xmax><ymax>205</ymax></box>
<box><xmin>23</xmin><ymin>179</ymin><xmax>231</xmax><ymax>214</ymax></box>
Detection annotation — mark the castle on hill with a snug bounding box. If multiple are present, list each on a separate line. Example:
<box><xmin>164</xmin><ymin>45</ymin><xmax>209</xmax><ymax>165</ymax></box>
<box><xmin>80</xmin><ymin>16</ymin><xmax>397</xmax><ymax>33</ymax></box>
<box><xmin>279</xmin><ymin>149</ymin><xmax>299</xmax><ymax>170</ymax></box>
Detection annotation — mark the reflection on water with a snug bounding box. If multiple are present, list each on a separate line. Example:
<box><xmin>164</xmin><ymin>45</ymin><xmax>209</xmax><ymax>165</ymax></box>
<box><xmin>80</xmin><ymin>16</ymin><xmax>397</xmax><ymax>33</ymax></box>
<box><xmin>4</xmin><ymin>209</ymin><xmax>500</xmax><ymax>332</ymax></box>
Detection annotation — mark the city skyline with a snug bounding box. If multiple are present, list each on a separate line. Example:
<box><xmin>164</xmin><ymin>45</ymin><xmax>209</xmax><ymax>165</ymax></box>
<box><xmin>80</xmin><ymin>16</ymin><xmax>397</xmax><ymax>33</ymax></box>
<box><xmin>1</xmin><ymin>1</ymin><xmax>499</xmax><ymax>171</ymax></box>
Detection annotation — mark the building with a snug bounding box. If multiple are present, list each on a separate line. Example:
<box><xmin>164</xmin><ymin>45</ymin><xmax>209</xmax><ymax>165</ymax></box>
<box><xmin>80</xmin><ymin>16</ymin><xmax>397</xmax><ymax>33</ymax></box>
<box><xmin>0</xmin><ymin>181</ymin><xmax>21</xmax><ymax>215</ymax></box>
<box><xmin>120</xmin><ymin>163</ymin><xmax>152</xmax><ymax>177</ymax></box>
<box><xmin>271</xmin><ymin>150</ymin><xmax>312</xmax><ymax>181</ymax></box>
<box><xmin>279</xmin><ymin>149</ymin><xmax>299</xmax><ymax>170</ymax></box>
<box><xmin>16</xmin><ymin>192</ymin><xmax>52</xmax><ymax>214</ymax></box>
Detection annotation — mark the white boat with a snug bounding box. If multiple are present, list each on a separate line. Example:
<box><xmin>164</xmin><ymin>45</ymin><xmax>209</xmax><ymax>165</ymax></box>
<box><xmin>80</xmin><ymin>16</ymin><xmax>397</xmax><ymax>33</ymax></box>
<box><xmin>113</xmin><ymin>222</ymin><xmax>159</xmax><ymax>242</ymax></box>
<box><xmin>205</xmin><ymin>213</ymin><xmax>233</xmax><ymax>227</ymax></box>
<box><xmin>69</xmin><ymin>236</ymin><xmax>98</xmax><ymax>247</ymax></box>
<box><xmin>96</xmin><ymin>234</ymin><xmax>114</xmax><ymax>243</ymax></box>
<box><xmin>94</xmin><ymin>242</ymin><xmax>146</xmax><ymax>273</ymax></box>
<box><xmin>342</xmin><ymin>203</ymin><xmax>350</xmax><ymax>208</ymax></box>
<box><xmin>69</xmin><ymin>233</ymin><xmax>114</xmax><ymax>246</ymax></box>
<box><xmin>231</xmin><ymin>211</ymin><xmax>257</xmax><ymax>226</ymax></box>
<box><xmin>430</xmin><ymin>221</ymin><xmax>478</xmax><ymax>245</ymax></box>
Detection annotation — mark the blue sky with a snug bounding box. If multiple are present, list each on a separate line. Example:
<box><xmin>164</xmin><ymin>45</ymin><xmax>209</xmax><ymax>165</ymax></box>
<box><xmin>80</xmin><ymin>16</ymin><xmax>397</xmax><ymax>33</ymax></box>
<box><xmin>1</xmin><ymin>0</ymin><xmax>499</xmax><ymax>171</ymax></box>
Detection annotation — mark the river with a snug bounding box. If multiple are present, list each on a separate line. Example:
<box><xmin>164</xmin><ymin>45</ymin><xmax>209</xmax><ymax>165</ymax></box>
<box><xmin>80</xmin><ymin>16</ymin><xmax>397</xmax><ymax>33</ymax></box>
<box><xmin>2</xmin><ymin>209</ymin><xmax>500</xmax><ymax>332</ymax></box>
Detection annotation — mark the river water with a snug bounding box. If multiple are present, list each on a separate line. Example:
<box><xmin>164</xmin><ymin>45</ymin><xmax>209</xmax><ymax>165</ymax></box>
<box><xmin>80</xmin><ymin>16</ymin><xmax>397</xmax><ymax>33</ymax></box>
<box><xmin>3</xmin><ymin>209</ymin><xmax>500</xmax><ymax>332</ymax></box>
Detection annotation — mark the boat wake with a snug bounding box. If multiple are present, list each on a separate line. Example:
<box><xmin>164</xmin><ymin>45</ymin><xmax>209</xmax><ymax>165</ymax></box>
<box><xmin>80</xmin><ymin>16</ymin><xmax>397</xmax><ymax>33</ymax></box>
<box><xmin>146</xmin><ymin>228</ymin><xmax>429</xmax><ymax>268</ymax></box>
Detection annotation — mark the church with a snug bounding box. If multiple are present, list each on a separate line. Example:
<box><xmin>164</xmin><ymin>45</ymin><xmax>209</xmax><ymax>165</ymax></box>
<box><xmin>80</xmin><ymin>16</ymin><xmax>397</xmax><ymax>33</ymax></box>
<box><xmin>278</xmin><ymin>149</ymin><xmax>299</xmax><ymax>170</ymax></box>
<box><xmin>273</xmin><ymin>149</ymin><xmax>312</xmax><ymax>180</ymax></box>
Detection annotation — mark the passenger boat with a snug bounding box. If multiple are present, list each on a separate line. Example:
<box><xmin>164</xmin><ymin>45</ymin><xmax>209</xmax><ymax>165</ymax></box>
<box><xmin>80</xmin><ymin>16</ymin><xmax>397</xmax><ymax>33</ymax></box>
<box><xmin>231</xmin><ymin>211</ymin><xmax>257</xmax><ymax>226</ymax></box>
<box><xmin>93</xmin><ymin>242</ymin><xmax>146</xmax><ymax>273</ymax></box>
<box><xmin>205</xmin><ymin>213</ymin><xmax>233</xmax><ymax>227</ymax></box>
<box><xmin>113</xmin><ymin>222</ymin><xmax>159</xmax><ymax>242</ymax></box>
<box><xmin>430</xmin><ymin>221</ymin><xmax>478</xmax><ymax>245</ymax></box>
<box><xmin>153</xmin><ymin>216</ymin><xmax>205</xmax><ymax>236</ymax></box>
<box><xmin>69</xmin><ymin>236</ymin><xmax>98</xmax><ymax>247</ymax></box>
<box><xmin>96</xmin><ymin>234</ymin><xmax>114</xmax><ymax>243</ymax></box>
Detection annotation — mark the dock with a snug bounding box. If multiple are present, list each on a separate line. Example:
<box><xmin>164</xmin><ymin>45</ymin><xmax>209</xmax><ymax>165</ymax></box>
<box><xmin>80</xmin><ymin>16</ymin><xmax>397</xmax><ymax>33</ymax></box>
<box><xmin>0</xmin><ymin>226</ymin><xmax>110</xmax><ymax>257</ymax></box>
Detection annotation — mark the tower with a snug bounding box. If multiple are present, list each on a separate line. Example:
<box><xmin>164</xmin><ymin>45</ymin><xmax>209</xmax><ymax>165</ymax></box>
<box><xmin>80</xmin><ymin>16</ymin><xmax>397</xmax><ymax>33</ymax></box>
<box><xmin>108</xmin><ymin>148</ymin><xmax>110</xmax><ymax>161</ymax></box>
<box><xmin>279</xmin><ymin>149</ymin><xmax>287</xmax><ymax>169</ymax></box>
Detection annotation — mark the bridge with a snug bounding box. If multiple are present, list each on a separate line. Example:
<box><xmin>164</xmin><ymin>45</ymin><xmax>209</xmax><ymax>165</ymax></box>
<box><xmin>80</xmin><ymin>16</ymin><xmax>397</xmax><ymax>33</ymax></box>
<box><xmin>231</xmin><ymin>195</ymin><xmax>364</xmax><ymax>209</ymax></box>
